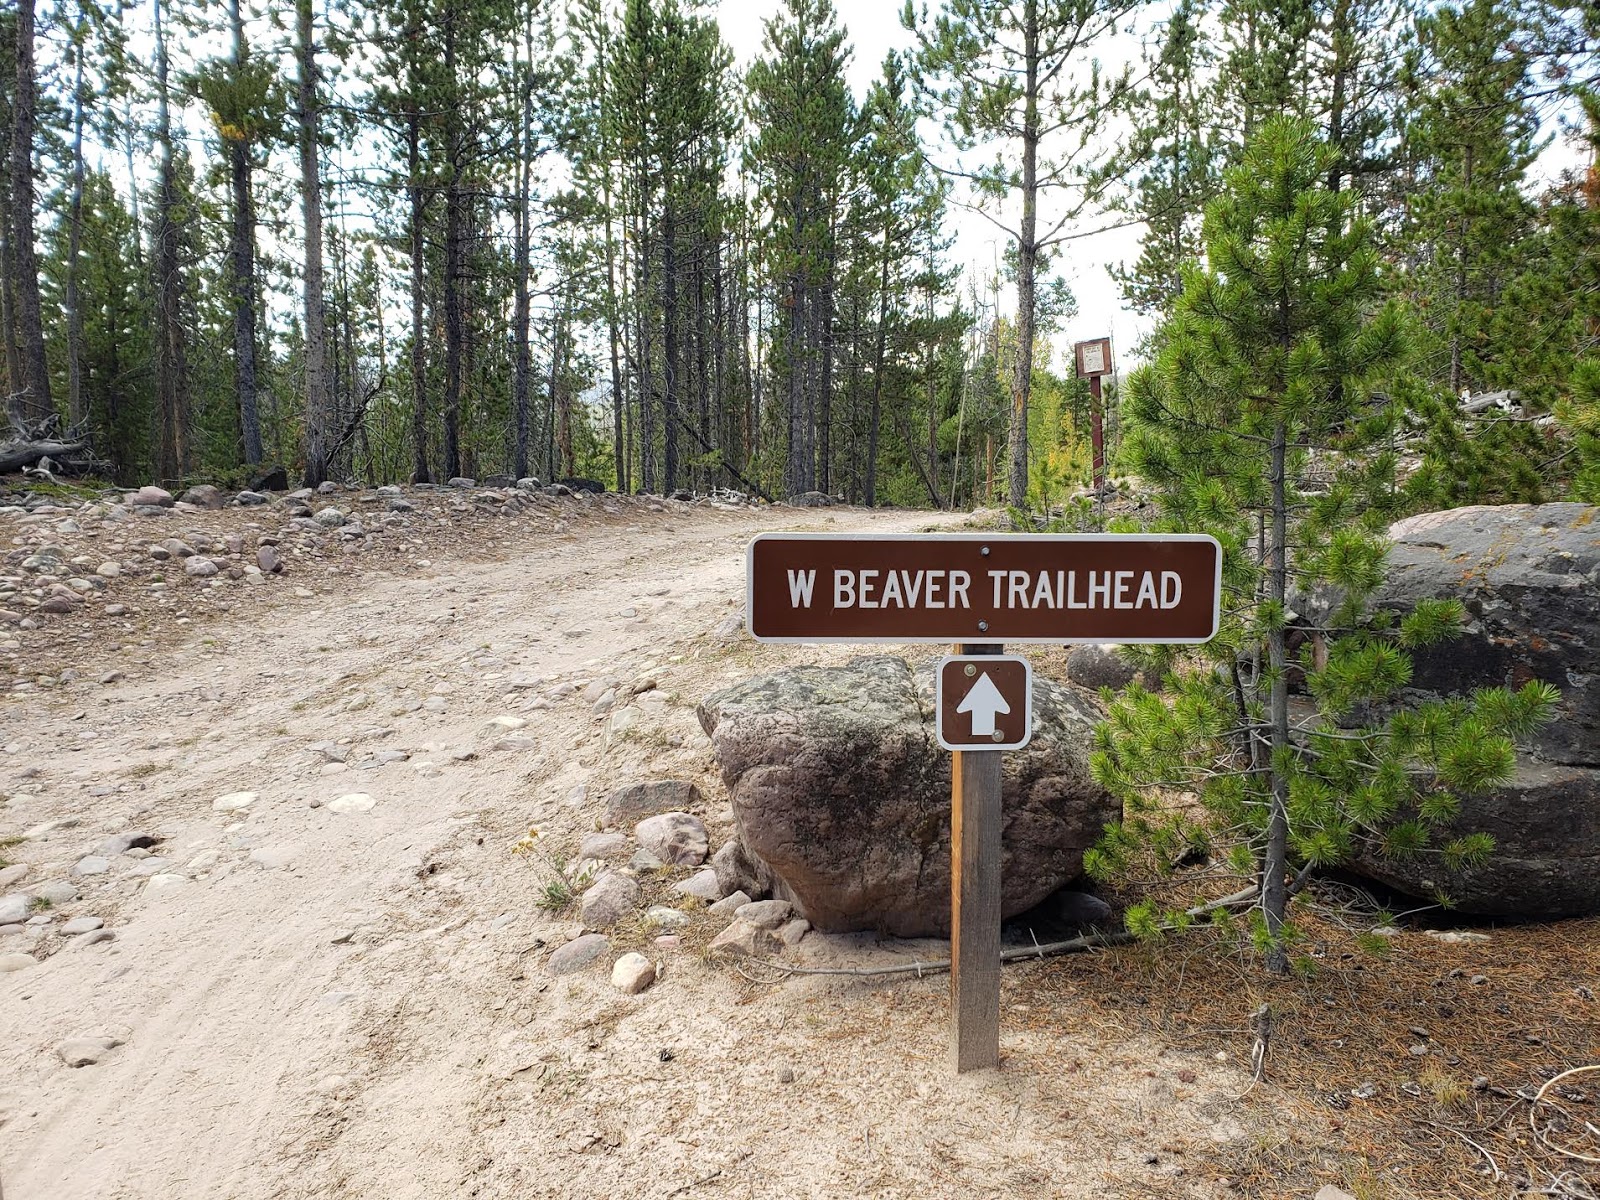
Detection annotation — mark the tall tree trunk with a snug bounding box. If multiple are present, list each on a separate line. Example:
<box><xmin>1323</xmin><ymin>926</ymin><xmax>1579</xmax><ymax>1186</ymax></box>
<box><xmin>297</xmin><ymin>0</ymin><xmax>332</xmax><ymax>487</ymax></box>
<box><xmin>818</xmin><ymin>239</ymin><xmax>835</xmax><ymax>496</ymax></box>
<box><xmin>512</xmin><ymin>21</ymin><xmax>533</xmax><ymax>481</ymax></box>
<box><xmin>406</xmin><ymin>113</ymin><xmax>429</xmax><ymax>482</ymax></box>
<box><xmin>9</xmin><ymin>0</ymin><xmax>52</xmax><ymax>429</ymax></box>
<box><xmin>441</xmin><ymin>6</ymin><xmax>463</xmax><ymax>480</ymax></box>
<box><xmin>866</xmin><ymin>217</ymin><xmax>891</xmax><ymax>507</ymax></box>
<box><xmin>153</xmin><ymin>0</ymin><xmax>190</xmax><ymax>483</ymax></box>
<box><xmin>594</xmin><ymin>26</ymin><xmax>627</xmax><ymax>493</ymax></box>
<box><xmin>65</xmin><ymin>23</ymin><xmax>88</xmax><ymax>429</ymax></box>
<box><xmin>229</xmin><ymin>0</ymin><xmax>263</xmax><ymax>464</ymax></box>
<box><xmin>662</xmin><ymin>201</ymin><xmax>680</xmax><ymax>493</ymax></box>
<box><xmin>1263</xmin><ymin>417</ymin><xmax>1291</xmax><ymax>974</ymax></box>
<box><xmin>1008</xmin><ymin>0</ymin><xmax>1040</xmax><ymax>507</ymax></box>
<box><xmin>0</xmin><ymin>178</ymin><xmax>18</xmax><ymax>405</ymax></box>
<box><xmin>784</xmin><ymin>265</ymin><xmax>805</xmax><ymax>498</ymax></box>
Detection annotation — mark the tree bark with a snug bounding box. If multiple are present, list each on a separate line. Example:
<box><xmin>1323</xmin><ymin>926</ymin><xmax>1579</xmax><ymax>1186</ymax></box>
<box><xmin>866</xmin><ymin>217</ymin><xmax>892</xmax><ymax>507</ymax></box>
<box><xmin>512</xmin><ymin>19</ymin><xmax>533</xmax><ymax>481</ymax></box>
<box><xmin>225</xmin><ymin>0</ymin><xmax>262</xmax><ymax>464</ymax></box>
<box><xmin>440</xmin><ymin>8</ymin><xmax>463</xmax><ymax>481</ymax></box>
<box><xmin>406</xmin><ymin>112</ymin><xmax>429</xmax><ymax>483</ymax></box>
<box><xmin>297</xmin><ymin>0</ymin><xmax>332</xmax><ymax>487</ymax></box>
<box><xmin>153</xmin><ymin>0</ymin><xmax>190</xmax><ymax>483</ymax></box>
<box><xmin>1263</xmin><ymin>418</ymin><xmax>1290</xmax><ymax>975</ymax></box>
<box><xmin>229</xmin><ymin>0</ymin><xmax>263</xmax><ymax>464</ymax></box>
<box><xmin>662</xmin><ymin>200</ymin><xmax>679</xmax><ymax>493</ymax></box>
<box><xmin>1008</xmin><ymin>0</ymin><xmax>1040</xmax><ymax>508</ymax></box>
<box><xmin>65</xmin><ymin>23</ymin><xmax>88</xmax><ymax>430</ymax></box>
<box><xmin>8</xmin><ymin>0</ymin><xmax>51</xmax><ymax>430</ymax></box>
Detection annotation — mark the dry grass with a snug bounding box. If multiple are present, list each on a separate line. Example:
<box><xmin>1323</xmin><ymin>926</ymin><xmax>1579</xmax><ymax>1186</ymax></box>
<box><xmin>1005</xmin><ymin>887</ymin><xmax>1600</xmax><ymax>1198</ymax></box>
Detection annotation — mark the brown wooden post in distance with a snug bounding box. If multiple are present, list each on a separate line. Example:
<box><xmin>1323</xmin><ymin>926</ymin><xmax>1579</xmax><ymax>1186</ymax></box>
<box><xmin>950</xmin><ymin>641</ymin><xmax>1003</xmax><ymax>1072</ymax></box>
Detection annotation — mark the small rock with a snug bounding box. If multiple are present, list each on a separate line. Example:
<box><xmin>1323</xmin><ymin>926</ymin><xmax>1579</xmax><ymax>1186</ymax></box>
<box><xmin>709</xmin><ymin>890</ymin><xmax>751</xmax><ymax>916</ymax></box>
<box><xmin>212</xmin><ymin>791</ymin><xmax>257</xmax><ymax>813</ymax></box>
<box><xmin>1423</xmin><ymin>929</ymin><xmax>1492</xmax><ymax>945</ymax></box>
<box><xmin>711</xmin><ymin>840</ymin><xmax>761</xmax><ymax>899</ymax></box>
<box><xmin>127</xmin><ymin>486</ymin><xmax>173</xmax><ymax>508</ymax></box>
<box><xmin>180</xmin><ymin>484</ymin><xmax>224</xmax><ymax>509</ymax></box>
<box><xmin>548</xmin><ymin>932</ymin><xmax>609</xmax><ymax>975</ymax></box>
<box><xmin>1314</xmin><ymin>1188</ymin><xmax>1358</xmax><ymax>1200</ymax></box>
<box><xmin>708</xmin><ymin>919</ymin><xmax>780</xmax><ymax>959</ymax></box>
<box><xmin>578</xmin><ymin>832</ymin><xmax>629</xmax><ymax>861</ymax></box>
<box><xmin>36</xmin><ymin>881</ymin><xmax>78</xmax><ymax>904</ymax></box>
<box><xmin>56</xmin><ymin>1035</ymin><xmax>124</xmax><ymax>1067</ymax></box>
<box><xmin>778</xmin><ymin>918</ymin><xmax>810</xmax><ymax>947</ymax></box>
<box><xmin>314</xmin><ymin>508</ymin><xmax>347</xmax><ymax>528</ymax></box>
<box><xmin>604</xmin><ymin>780</ymin><xmax>703</xmax><ymax>825</ymax></box>
<box><xmin>777</xmin><ymin>1065</ymin><xmax>795</xmax><ymax>1084</ymax></box>
<box><xmin>734</xmin><ymin>899</ymin><xmax>794</xmax><ymax>930</ymax></box>
<box><xmin>234</xmin><ymin>490</ymin><xmax>270</xmax><ymax>506</ymax></box>
<box><xmin>0</xmin><ymin>896</ymin><xmax>32</xmax><ymax>928</ymax></box>
<box><xmin>257</xmin><ymin>545</ymin><xmax>282</xmax><ymax>574</ymax></box>
<box><xmin>0</xmin><ymin>952</ymin><xmax>37</xmax><ymax>972</ymax></box>
<box><xmin>580</xmin><ymin>873</ymin><xmax>639</xmax><ymax>929</ymax></box>
<box><xmin>70</xmin><ymin>856</ymin><xmax>111</xmax><ymax>877</ymax></box>
<box><xmin>184</xmin><ymin>556</ymin><xmax>219</xmax><ymax>578</ymax></box>
<box><xmin>628</xmin><ymin>848</ymin><xmax>664</xmax><ymax>873</ymax></box>
<box><xmin>60</xmin><ymin>916</ymin><xmax>105</xmax><ymax>935</ymax></box>
<box><xmin>0</xmin><ymin>864</ymin><xmax>27</xmax><ymax>889</ymax></box>
<box><xmin>633</xmin><ymin>812</ymin><xmax>708</xmax><ymax>867</ymax></box>
<box><xmin>611</xmin><ymin>952</ymin><xmax>657</xmax><ymax>994</ymax></box>
<box><xmin>75</xmin><ymin>929</ymin><xmax>115</xmax><ymax>948</ymax></box>
<box><xmin>96</xmin><ymin>561</ymin><xmax>122</xmax><ymax>578</ymax></box>
<box><xmin>673</xmin><ymin>869</ymin><xmax>722</xmax><ymax>902</ymax></box>
<box><xmin>327</xmin><ymin>793</ymin><xmax>375</xmax><ymax>814</ymax></box>
<box><xmin>644</xmin><ymin>906</ymin><xmax>690</xmax><ymax>929</ymax></box>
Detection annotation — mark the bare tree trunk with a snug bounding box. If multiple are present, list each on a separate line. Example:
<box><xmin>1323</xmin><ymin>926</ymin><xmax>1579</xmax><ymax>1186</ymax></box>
<box><xmin>662</xmin><ymin>201</ymin><xmax>679</xmax><ymax>492</ymax></box>
<box><xmin>406</xmin><ymin>113</ymin><xmax>429</xmax><ymax>482</ymax></box>
<box><xmin>441</xmin><ymin>7</ymin><xmax>463</xmax><ymax>481</ymax></box>
<box><xmin>1263</xmin><ymin>417</ymin><xmax>1290</xmax><ymax>974</ymax></box>
<box><xmin>512</xmin><ymin>19</ymin><xmax>533</xmax><ymax>480</ymax></box>
<box><xmin>297</xmin><ymin>0</ymin><xmax>332</xmax><ymax>487</ymax></box>
<box><xmin>10</xmin><ymin>0</ymin><xmax>52</xmax><ymax>428</ymax></box>
<box><xmin>229</xmin><ymin>0</ymin><xmax>262</xmax><ymax>464</ymax></box>
<box><xmin>1007</xmin><ymin>0</ymin><xmax>1040</xmax><ymax>507</ymax></box>
<box><xmin>65</xmin><ymin>21</ymin><xmax>88</xmax><ymax>429</ymax></box>
<box><xmin>153</xmin><ymin>0</ymin><xmax>190</xmax><ymax>483</ymax></box>
<box><xmin>866</xmin><ymin>218</ymin><xmax>891</xmax><ymax>507</ymax></box>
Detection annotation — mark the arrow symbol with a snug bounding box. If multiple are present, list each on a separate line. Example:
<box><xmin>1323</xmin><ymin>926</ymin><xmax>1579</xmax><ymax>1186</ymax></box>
<box><xmin>956</xmin><ymin>671</ymin><xmax>1010</xmax><ymax>737</ymax></box>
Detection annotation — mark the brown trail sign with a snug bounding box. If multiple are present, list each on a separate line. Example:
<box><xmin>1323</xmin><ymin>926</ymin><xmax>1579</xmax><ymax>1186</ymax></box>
<box><xmin>747</xmin><ymin>532</ymin><xmax>1220</xmax><ymax>644</ymax></box>
<box><xmin>744</xmin><ymin>531</ymin><xmax>1221</xmax><ymax>1074</ymax></box>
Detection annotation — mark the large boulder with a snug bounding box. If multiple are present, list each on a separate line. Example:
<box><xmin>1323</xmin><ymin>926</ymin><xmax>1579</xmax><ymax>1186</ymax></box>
<box><xmin>1302</xmin><ymin>504</ymin><xmax>1600</xmax><ymax>915</ymax></box>
<box><xmin>697</xmin><ymin>656</ymin><xmax>1116</xmax><ymax>937</ymax></box>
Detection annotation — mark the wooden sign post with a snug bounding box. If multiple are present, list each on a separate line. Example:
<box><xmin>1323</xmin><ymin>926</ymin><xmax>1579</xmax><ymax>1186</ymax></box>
<box><xmin>949</xmin><ymin>641</ymin><xmax>1004</xmax><ymax>1072</ymax></box>
<box><xmin>746</xmin><ymin>532</ymin><xmax>1221</xmax><ymax>1074</ymax></box>
<box><xmin>1075</xmin><ymin>337</ymin><xmax>1115</xmax><ymax>489</ymax></box>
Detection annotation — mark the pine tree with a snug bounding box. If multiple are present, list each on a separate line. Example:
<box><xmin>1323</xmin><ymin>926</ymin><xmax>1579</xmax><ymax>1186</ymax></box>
<box><xmin>747</xmin><ymin>0</ymin><xmax>854</xmax><ymax>500</ymax></box>
<box><xmin>907</xmin><ymin>0</ymin><xmax>1136</xmax><ymax>508</ymax></box>
<box><xmin>1091</xmin><ymin>118</ymin><xmax>1556</xmax><ymax>972</ymax></box>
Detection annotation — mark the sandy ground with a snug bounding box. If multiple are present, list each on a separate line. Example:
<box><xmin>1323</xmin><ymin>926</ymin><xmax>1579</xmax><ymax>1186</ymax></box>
<box><xmin>0</xmin><ymin>500</ymin><xmax>1256</xmax><ymax>1200</ymax></box>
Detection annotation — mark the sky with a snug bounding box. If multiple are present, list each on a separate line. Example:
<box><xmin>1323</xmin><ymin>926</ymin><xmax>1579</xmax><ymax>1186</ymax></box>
<box><xmin>714</xmin><ymin>0</ymin><xmax>1156</xmax><ymax>374</ymax></box>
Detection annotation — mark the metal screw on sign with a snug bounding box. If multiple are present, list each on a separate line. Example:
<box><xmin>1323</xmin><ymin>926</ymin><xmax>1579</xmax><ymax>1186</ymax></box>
<box><xmin>964</xmin><ymin>664</ymin><xmax>976</xmax><ymax>677</ymax></box>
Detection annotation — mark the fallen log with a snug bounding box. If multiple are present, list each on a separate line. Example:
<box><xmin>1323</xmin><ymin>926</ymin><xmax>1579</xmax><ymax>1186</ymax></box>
<box><xmin>0</xmin><ymin>439</ymin><xmax>90</xmax><ymax>474</ymax></box>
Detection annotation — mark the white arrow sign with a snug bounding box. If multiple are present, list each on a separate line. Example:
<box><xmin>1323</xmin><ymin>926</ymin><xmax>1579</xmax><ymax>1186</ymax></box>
<box><xmin>956</xmin><ymin>671</ymin><xmax>1010</xmax><ymax>737</ymax></box>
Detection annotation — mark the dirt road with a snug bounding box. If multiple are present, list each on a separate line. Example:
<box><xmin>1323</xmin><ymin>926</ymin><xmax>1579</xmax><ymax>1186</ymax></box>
<box><xmin>2</xmin><ymin>499</ymin><xmax>1246</xmax><ymax>1199</ymax></box>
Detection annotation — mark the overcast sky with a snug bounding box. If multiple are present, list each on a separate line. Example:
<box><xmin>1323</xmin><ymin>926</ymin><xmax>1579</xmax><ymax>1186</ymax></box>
<box><xmin>715</xmin><ymin>0</ymin><xmax>1156</xmax><ymax>370</ymax></box>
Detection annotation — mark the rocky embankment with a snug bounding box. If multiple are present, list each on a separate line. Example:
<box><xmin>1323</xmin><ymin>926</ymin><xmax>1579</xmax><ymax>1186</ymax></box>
<box><xmin>0</xmin><ymin>476</ymin><xmax>754</xmax><ymax>688</ymax></box>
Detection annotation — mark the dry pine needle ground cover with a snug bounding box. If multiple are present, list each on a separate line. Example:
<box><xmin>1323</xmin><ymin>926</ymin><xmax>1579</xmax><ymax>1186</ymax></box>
<box><xmin>998</xmin><ymin>893</ymin><xmax>1600</xmax><ymax>1199</ymax></box>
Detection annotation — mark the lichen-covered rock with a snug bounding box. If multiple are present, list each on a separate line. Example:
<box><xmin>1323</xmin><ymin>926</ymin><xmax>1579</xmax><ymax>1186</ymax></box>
<box><xmin>1300</xmin><ymin>504</ymin><xmax>1600</xmax><ymax>916</ymax></box>
<box><xmin>697</xmin><ymin>655</ymin><xmax>1116</xmax><ymax>937</ymax></box>
<box><xmin>633</xmin><ymin>812</ymin><xmax>708</xmax><ymax>867</ymax></box>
